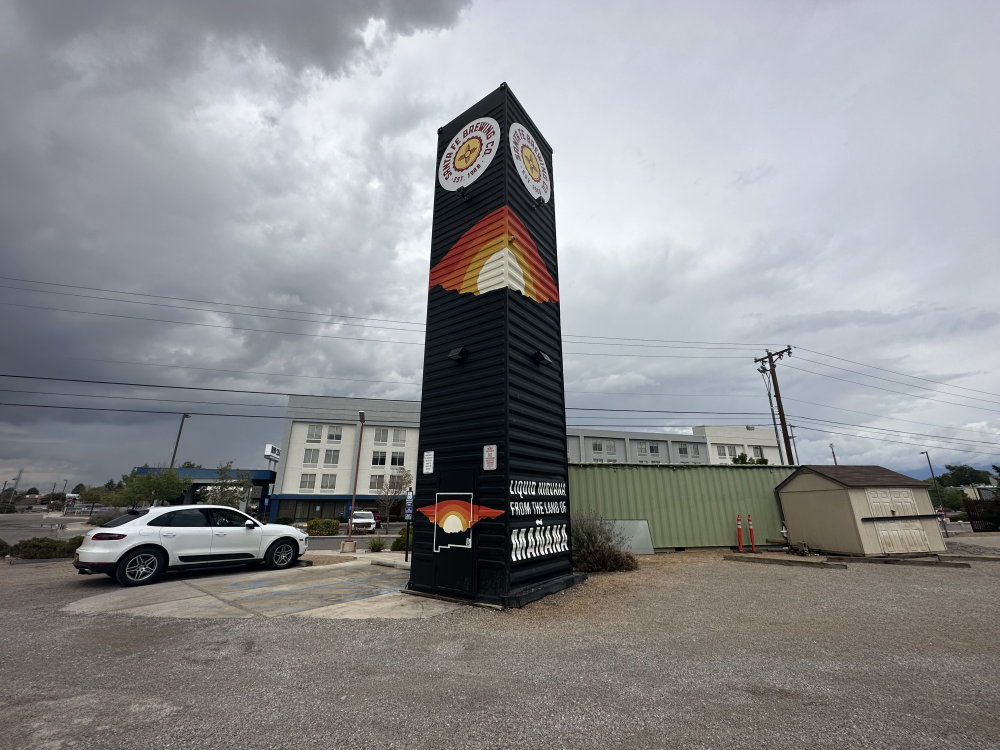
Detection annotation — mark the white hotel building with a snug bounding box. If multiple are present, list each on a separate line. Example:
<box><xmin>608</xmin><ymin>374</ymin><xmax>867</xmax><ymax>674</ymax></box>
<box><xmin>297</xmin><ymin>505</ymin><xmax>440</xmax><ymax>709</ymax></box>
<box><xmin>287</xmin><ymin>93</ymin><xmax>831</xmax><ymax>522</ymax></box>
<box><xmin>269</xmin><ymin>396</ymin><xmax>783</xmax><ymax>521</ymax></box>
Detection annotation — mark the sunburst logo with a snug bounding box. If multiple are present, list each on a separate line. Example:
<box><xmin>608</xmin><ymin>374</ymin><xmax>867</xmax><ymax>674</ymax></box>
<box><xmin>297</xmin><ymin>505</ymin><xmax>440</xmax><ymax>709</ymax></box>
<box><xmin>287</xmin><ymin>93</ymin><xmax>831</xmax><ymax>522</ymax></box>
<box><xmin>418</xmin><ymin>497</ymin><xmax>505</xmax><ymax>532</ymax></box>
<box><xmin>418</xmin><ymin>494</ymin><xmax>506</xmax><ymax>553</ymax></box>
<box><xmin>428</xmin><ymin>206</ymin><xmax>559</xmax><ymax>303</ymax></box>
<box><xmin>509</xmin><ymin>122</ymin><xmax>551</xmax><ymax>203</ymax></box>
<box><xmin>438</xmin><ymin>117</ymin><xmax>500</xmax><ymax>192</ymax></box>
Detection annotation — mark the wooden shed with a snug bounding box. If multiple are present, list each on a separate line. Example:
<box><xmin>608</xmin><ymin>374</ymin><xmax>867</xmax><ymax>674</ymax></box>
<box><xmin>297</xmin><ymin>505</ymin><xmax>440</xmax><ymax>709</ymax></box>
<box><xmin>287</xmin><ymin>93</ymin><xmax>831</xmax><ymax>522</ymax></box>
<box><xmin>776</xmin><ymin>465</ymin><xmax>946</xmax><ymax>556</ymax></box>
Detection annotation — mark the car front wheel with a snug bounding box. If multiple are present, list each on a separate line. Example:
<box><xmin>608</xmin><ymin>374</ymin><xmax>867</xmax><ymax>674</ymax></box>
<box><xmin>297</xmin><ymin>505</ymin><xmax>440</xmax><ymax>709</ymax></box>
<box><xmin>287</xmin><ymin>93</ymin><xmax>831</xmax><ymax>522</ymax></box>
<box><xmin>115</xmin><ymin>548</ymin><xmax>164</xmax><ymax>586</ymax></box>
<box><xmin>265</xmin><ymin>539</ymin><xmax>298</xmax><ymax>570</ymax></box>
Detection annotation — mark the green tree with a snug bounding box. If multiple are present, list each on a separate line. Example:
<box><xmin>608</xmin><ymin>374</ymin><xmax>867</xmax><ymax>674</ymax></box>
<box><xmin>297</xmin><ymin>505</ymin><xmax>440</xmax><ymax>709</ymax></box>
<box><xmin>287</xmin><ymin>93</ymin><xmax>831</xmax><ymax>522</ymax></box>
<box><xmin>80</xmin><ymin>485</ymin><xmax>106</xmax><ymax>510</ymax></box>
<box><xmin>199</xmin><ymin>461</ymin><xmax>252</xmax><ymax>509</ymax></box>
<box><xmin>26</xmin><ymin>487</ymin><xmax>39</xmax><ymax>496</ymax></box>
<box><xmin>925</xmin><ymin>480</ymin><xmax>968</xmax><ymax>511</ymax></box>
<box><xmin>376</xmin><ymin>467</ymin><xmax>413</xmax><ymax>524</ymax></box>
<box><xmin>179</xmin><ymin>461</ymin><xmax>204</xmax><ymax>469</ymax></box>
<box><xmin>71</xmin><ymin>483</ymin><xmax>87</xmax><ymax>495</ymax></box>
<box><xmin>731</xmin><ymin>452</ymin><xmax>769</xmax><ymax>465</ymax></box>
<box><xmin>937</xmin><ymin>464</ymin><xmax>992</xmax><ymax>487</ymax></box>
<box><xmin>118</xmin><ymin>469</ymin><xmax>189</xmax><ymax>508</ymax></box>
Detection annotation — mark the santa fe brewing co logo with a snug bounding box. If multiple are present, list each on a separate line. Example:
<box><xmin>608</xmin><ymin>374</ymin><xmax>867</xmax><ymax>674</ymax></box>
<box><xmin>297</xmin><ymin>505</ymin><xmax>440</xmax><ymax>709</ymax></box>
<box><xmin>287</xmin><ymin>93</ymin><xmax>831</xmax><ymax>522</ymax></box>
<box><xmin>509</xmin><ymin>122</ymin><xmax>551</xmax><ymax>203</ymax></box>
<box><xmin>438</xmin><ymin>117</ymin><xmax>500</xmax><ymax>191</ymax></box>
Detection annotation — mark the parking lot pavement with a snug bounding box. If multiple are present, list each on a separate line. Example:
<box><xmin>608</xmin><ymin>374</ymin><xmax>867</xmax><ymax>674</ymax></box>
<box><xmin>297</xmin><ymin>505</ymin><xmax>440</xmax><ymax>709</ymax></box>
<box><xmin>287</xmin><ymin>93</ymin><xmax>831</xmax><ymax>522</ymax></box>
<box><xmin>61</xmin><ymin>554</ymin><xmax>461</xmax><ymax>620</ymax></box>
<box><xmin>2</xmin><ymin>550</ymin><xmax>998</xmax><ymax>750</ymax></box>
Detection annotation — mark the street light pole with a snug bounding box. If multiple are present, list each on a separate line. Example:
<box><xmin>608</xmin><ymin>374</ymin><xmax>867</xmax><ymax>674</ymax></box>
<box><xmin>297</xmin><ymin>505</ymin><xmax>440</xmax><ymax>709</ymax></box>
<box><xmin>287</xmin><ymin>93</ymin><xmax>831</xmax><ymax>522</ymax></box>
<box><xmin>921</xmin><ymin>450</ymin><xmax>948</xmax><ymax>539</ymax></box>
<box><xmin>169</xmin><ymin>414</ymin><xmax>191</xmax><ymax>470</ymax></box>
<box><xmin>348</xmin><ymin>410</ymin><xmax>366</xmax><ymax>543</ymax></box>
<box><xmin>920</xmin><ymin>451</ymin><xmax>940</xmax><ymax>507</ymax></box>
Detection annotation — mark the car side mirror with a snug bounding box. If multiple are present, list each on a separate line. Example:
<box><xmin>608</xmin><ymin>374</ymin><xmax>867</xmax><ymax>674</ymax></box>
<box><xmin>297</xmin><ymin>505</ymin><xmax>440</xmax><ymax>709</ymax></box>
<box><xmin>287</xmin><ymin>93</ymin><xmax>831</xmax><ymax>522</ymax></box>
<box><xmin>245</xmin><ymin>520</ymin><xmax>256</xmax><ymax>529</ymax></box>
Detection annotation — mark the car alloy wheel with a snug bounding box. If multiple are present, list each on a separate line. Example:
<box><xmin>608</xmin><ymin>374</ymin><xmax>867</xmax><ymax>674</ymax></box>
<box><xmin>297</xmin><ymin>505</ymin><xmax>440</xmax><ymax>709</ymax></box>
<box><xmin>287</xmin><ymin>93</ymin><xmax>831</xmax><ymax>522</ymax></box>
<box><xmin>266</xmin><ymin>540</ymin><xmax>297</xmax><ymax>569</ymax></box>
<box><xmin>116</xmin><ymin>549</ymin><xmax>164</xmax><ymax>586</ymax></box>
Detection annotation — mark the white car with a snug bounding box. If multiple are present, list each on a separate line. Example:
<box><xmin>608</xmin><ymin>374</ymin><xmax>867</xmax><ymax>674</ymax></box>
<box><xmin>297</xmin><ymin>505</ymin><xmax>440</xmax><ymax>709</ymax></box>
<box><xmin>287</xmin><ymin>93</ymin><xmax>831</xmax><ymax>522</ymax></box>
<box><xmin>73</xmin><ymin>505</ymin><xmax>309</xmax><ymax>586</ymax></box>
<box><xmin>350</xmin><ymin>510</ymin><xmax>377</xmax><ymax>533</ymax></box>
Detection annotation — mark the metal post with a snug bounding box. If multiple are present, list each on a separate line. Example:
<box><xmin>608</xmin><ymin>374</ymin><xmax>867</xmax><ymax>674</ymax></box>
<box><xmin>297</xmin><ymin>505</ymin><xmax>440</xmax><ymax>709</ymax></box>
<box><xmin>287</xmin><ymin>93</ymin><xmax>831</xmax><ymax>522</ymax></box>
<box><xmin>348</xmin><ymin>411</ymin><xmax>366</xmax><ymax>542</ymax></box>
<box><xmin>830</xmin><ymin>443</ymin><xmax>838</xmax><ymax>465</ymax></box>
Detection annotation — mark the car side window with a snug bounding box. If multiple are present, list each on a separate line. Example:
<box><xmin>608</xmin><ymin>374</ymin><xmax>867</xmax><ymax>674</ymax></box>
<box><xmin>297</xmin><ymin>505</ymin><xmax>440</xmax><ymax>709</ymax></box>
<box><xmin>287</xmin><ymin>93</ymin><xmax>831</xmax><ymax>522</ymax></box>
<box><xmin>212</xmin><ymin>508</ymin><xmax>253</xmax><ymax>528</ymax></box>
<box><xmin>148</xmin><ymin>509</ymin><xmax>210</xmax><ymax>527</ymax></box>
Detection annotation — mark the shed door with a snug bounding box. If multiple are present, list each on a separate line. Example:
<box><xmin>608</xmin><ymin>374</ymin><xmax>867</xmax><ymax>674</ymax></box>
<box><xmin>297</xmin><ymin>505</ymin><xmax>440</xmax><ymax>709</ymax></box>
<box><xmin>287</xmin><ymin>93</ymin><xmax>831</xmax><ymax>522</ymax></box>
<box><xmin>866</xmin><ymin>488</ymin><xmax>930</xmax><ymax>554</ymax></box>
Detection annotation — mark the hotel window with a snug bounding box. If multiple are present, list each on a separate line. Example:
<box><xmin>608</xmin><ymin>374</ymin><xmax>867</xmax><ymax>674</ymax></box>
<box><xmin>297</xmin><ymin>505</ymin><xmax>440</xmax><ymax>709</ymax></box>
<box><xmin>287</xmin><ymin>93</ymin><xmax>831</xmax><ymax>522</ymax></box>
<box><xmin>303</xmin><ymin>449</ymin><xmax>319</xmax><ymax>467</ymax></box>
<box><xmin>752</xmin><ymin>446</ymin><xmax>764</xmax><ymax>459</ymax></box>
<box><xmin>299</xmin><ymin>474</ymin><xmax>316</xmax><ymax>491</ymax></box>
<box><xmin>327</xmin><ymin>426</ymin><xmax>342</xmax><ymax>443</ymax></box>
<box><xmin>648</xmin><ymin>443</ymin><xmax>660</xmax><ymax>463</ymax></box>
<box><xmin>393</xmin><ymin>428</ymin><xmax>406</xmax><ymax>445</ymax></box>
<box><xmin>717</xmin><ymin>445</ymin><xmax>738</xmax><ymax>458</ymax></box>
<box><xmin>391</xmin><ymin>451</ymin><xmax>405</xmax><ymax>467</ymax></box>
<box><xmin>691</xmin><ymin>445</ymin><xmax>700</xmax><ymax>457</ymax></box>
<box><xmin>369</xmin><ymin>475</ymin><xmax>385</xmax><ymax>491</ymax></box>
<box><xmin>592</xmin><ymin>441</ymin><xmax>604</xmax><ymax>454</ymax></box>
<box><xmin>372</xmin><ymin>451</ymin><xmax>387</xmax><ymax>466</ymax></box>
<box><xmin>606</xmin><ymin>442</ymin><xmax>617</xmax><ymax>455</ymax></box>
<box><xmin>678</xmin><ymin>444</ymin><xmax>689</xmax><ymax>456</ymax></box>
<box><xmin>306</xmin><ymin>424</ymin><xmax>323</xmax><ymax>443</ymax></box>
<box><xmin>320</xmin><ymin>474</ymin><xmax>336</xmax><ymax>491</ymax></box>
<box><xmin>323</xmin><ymin>449</ymin><xmax>340</xmax><ymax>466</ymax></box>
<box><xmin>374</xmin><ymin>427</ymin><xmax>389</xmax><ymax>445</ymax></box>
<box><xmin>637</xmin><ymin>442</ymin><xmax>648</xmax><ymax>456</ymax></box>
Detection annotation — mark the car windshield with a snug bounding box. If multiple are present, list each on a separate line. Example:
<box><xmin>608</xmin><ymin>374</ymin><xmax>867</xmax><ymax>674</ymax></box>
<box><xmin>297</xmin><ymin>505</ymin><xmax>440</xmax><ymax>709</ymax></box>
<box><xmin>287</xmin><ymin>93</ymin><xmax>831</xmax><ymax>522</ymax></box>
<box><xmin>101</xmin><ymin>509</ymin><xmax>149</xmax><ymax>527</ymax></box>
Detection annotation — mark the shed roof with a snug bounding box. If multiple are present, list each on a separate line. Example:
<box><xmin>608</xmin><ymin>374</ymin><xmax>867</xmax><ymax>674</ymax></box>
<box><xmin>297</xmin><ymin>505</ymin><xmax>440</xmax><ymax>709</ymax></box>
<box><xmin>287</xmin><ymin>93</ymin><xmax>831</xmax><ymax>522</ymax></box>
<box><xmin>776</xmin><ymin>465</ymin><xmax>927</xmax><ymax>491</ymax></box>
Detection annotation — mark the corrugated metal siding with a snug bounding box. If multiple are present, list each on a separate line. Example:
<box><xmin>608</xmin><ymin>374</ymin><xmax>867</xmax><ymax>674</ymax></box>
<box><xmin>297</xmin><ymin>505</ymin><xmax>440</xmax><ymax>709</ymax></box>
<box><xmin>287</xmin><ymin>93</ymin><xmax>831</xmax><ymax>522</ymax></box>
<box><xmin>411</xmin><ymin>83</ymin><xmax>572</xmax><ymax>604</ymax></box>
<box><xmin>569</xmin><ymin>464</ymin><xmax>796</xmax><ymax>548</ymax></box>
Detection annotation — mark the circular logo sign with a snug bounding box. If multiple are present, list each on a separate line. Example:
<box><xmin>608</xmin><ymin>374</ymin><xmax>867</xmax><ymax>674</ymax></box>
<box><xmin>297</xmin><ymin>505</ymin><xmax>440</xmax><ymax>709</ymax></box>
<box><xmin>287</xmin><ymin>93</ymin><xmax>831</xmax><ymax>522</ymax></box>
<box><xmin>438</xmin><ymin>117</ymin><xmax>500</xmax><ymax>192</ymax></box>
<box><xmin>509</xmin><ymin>122</ymin><xmax>551</xmax><ymax>203</ymax></box>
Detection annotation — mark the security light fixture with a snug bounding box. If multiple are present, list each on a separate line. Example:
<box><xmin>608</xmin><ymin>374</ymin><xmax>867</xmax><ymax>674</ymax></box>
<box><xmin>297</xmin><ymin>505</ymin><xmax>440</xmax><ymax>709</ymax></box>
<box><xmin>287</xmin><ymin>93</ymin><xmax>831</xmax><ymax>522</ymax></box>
<box><xmin>449</xmin><ymin>346</ymin><xmax>468</xmax><ymax>362</ymax></box>
<box><xmin>533</xmin><ymin>350</ymin><xmax>553</xmax><ymax>366</ymax></box>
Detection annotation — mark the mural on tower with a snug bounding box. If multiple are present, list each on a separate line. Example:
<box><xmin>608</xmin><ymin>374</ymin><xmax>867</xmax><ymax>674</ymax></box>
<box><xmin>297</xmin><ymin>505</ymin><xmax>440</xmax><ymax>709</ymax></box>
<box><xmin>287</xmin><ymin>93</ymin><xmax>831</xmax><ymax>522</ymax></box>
<box><xmin>407</xmin><ymin>84</ymin><xmax>583</xmax><ymax>607</ymax></box>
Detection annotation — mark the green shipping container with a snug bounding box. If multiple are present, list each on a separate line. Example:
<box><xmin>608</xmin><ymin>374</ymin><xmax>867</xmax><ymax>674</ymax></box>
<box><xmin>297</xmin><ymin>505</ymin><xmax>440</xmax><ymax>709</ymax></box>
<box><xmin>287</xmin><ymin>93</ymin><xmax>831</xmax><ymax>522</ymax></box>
<box><xmin>568</xmin><ymin>464</ymin><xmax>796</xmax><ymax>550</ymax></box>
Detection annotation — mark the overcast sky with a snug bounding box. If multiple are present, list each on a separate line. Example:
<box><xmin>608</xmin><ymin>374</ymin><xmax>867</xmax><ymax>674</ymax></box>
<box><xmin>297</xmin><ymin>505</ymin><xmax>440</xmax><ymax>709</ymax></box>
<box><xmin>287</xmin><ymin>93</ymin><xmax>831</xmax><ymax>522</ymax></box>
<box><xmin>1</xmin><ymin>0</ymin><xmax>997</xmax><ymax>493</ymax></box>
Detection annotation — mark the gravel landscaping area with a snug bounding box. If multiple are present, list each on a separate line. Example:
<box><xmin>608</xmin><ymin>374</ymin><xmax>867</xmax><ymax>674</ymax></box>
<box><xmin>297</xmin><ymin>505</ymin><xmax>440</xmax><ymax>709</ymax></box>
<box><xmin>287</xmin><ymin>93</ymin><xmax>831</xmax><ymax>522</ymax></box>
<box><xmin>1</xmin><ymin>550</ymin><xmax>997</xmax><ymax>749</ymax></box>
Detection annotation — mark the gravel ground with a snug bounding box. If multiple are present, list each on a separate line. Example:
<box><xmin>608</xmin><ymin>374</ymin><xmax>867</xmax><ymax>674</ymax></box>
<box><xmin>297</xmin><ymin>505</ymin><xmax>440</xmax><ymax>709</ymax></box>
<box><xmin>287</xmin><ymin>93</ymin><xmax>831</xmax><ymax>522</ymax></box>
<box><xmin>1</xmin><ymin>551</ymin><xmax>997</xmax><ymax>750</ymax></box>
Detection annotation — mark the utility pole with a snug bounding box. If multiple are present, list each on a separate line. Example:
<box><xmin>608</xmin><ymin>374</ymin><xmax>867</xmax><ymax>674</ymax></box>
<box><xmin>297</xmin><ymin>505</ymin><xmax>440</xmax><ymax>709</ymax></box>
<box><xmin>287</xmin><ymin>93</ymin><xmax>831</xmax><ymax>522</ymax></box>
<box><xmin>169</xmin><ymin>414</ymin><xmax>191</xmax><ymax>470</ymax></box>
<box><xmin>755</xmin><ymin>347</ymin><xmax>795</xmax><ymax>465</ymax></box>
<box><xmin>830</xmin><ymin>443</ymin><xmax>838</xmax><ymax>465</ymax></box>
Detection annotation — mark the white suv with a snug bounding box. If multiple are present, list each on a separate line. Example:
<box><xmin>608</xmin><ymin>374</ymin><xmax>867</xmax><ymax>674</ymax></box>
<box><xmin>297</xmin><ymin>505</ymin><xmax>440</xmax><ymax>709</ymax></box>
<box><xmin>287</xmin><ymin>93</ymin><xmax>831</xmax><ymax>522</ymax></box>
<box><xmin>73</xmin><ymin>505</ymin><xmax>309</xmax><ymax>586</ymax></box>
<box><xmin>350</xmin><ymin>510</ymin><xmax>377</xmax><ymax>533</ymax></box>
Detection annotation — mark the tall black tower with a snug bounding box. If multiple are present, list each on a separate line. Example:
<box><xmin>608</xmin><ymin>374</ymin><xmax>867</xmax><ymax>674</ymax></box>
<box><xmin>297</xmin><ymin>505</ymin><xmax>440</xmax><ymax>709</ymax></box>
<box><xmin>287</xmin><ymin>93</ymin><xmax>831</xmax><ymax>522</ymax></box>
<box><xmin>407</xmin><ymin>84</ymin><xmax>582</xmax><ymax>607</ymax></box>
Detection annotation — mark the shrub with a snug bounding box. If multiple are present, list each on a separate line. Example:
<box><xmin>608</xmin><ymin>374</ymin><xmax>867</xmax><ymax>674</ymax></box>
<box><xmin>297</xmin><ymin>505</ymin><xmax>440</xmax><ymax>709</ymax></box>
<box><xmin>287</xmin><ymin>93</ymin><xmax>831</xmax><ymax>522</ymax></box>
<box><xmin>275</xmin><ymin>517</ymin><xmax>294</xmax><ymax>525</ymax></box>
<box><xmin>11</xmin><ymin>535</ymin><xmax>84</xmax><ymax>559</ymax></box>
<box><xmin>0</xmin><ymin>537</ymin><xmax>10</xmax><ymax>557</ymax></box>
<box><xmin>390</xmin><ymin>526</ymin><xmax>412</xmax><ymax>552</ymax></box>
<box><xmin>368</xmin><ymin>535</ymin><xmax>386</xmax><ymax>552</ymax></box>
<box><xmin>571</xmin><ymin>514</ymin><xmax>638</xmax><ymax>573</ymax></box>
<box><xmin>306</xmin><ymin>518</ymin><xmax>340</xmax><ymax>536</ymax></box>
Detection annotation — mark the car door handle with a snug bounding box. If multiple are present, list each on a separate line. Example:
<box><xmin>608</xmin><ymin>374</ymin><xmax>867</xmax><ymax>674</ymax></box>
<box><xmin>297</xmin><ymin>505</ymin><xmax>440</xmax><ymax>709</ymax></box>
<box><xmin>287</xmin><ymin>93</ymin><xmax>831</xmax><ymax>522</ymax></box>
<box><xmin>162</xmin><ymin>532</ymin><xmax>176</xmax><ymax>537</ymax></box>
<box><xmin>215</xmin><ymin>531</ymin><xmax>227</xmax><ymax>536</ymax></box>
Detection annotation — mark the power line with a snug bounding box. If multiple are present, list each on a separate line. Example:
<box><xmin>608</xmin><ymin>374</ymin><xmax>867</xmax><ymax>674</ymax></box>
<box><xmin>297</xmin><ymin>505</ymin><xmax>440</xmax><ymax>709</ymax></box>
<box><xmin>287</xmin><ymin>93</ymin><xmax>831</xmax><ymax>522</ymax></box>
<box><xmin>790</xmin><ymin>423</ymin><xmax>999</xmax><ymax>457</ymax></box>
<box><xmin>0</xmin><ymin>302</ymin><xmax>426</xmax><ymax>346</ymax></box>
<box><xmin>0</xmin><ymin>276</ymin><xmax>422</xmax><ymax>327</ymax></box>
<box><xmin>782</xmin><ymin>396</ymin><xmax>1000</xmax><ymax>438</ymax></box>
<box><xmin>796</xmin><ymin>346</ymin><xmax>1000</xmax><ymax>400</ymax></box>
<box><xmin>782</xmin><ymin>363</ymin><xmax>1000</xmax><ymax>414</ymax></box>
<box><xmin>792</xmin><ymin>354</ymin><xmax>1000</xmax><ymax>406</ymax></box>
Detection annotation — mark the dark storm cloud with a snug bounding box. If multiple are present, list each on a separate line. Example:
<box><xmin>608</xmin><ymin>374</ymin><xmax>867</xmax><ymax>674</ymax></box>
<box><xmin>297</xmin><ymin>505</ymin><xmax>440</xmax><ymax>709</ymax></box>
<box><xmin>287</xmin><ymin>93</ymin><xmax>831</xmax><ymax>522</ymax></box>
<box><xmin>10</xmin><ymin>0</ymin><xmax>470</xmax><ymax>77</ymax></box>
